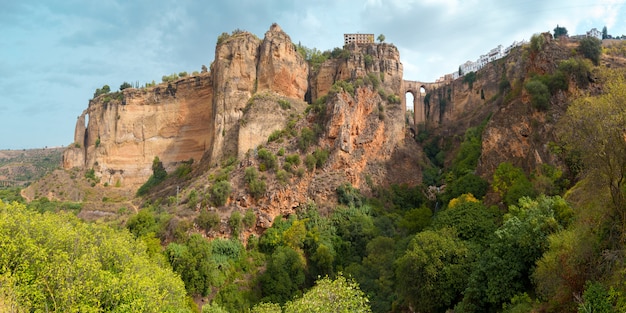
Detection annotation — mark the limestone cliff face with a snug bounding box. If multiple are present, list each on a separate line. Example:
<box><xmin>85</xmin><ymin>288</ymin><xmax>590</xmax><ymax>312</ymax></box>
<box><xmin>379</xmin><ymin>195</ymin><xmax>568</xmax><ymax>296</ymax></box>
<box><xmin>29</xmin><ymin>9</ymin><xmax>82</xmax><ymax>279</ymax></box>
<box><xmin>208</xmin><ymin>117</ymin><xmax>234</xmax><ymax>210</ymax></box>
<box><xmin>63</xmin><ymin>24</ymin><xmax>310</xmax><ymax>187</ymax></box>
<box><xmin>64</xmin><ymin>74</ymin><xmax>214</xmax><ymax>186</ymax></box>
<box><xmin>311</xmin><ymin>43</ymin><xmax>403</xmax><ymax>102</ymax></box>
<box><xmin>256</xmin><ymin>24</ymin><xmax>308</xmax><ymax>99</ymax></box>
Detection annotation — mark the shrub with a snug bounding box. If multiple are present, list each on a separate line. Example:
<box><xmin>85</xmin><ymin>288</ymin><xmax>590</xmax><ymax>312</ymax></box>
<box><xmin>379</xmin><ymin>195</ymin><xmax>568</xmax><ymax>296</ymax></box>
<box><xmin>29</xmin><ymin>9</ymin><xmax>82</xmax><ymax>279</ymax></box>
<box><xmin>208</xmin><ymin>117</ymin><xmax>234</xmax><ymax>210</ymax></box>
<box><xmin>578</xmin><ymin>36</ymin><xmax>602</xmax><ymax>65</ymax></box>
<box><xmin>228</xmin><ymin>211</ymin><xmax>243</xmax><ymax>236</ymax></box>
<box><xmin>187</xmin><ymin>189</ymin><xmax>198</xmax><ymax>209</ymax></box>
<box><xmin>196</xmin><ymin>209</ymin><xmax>220</xmax><ymax>233</ymax></box>
<box><xmin>313</xmin><ymin>148</ymin><xmax>330</xmax><ymax>168</ymax></box>
<box><xmin>336</xmin><ymin>183</ymin><xmax>363</xmax><ymax>207</ymax></box>
<box><xmin>364</xmin><ymin>54</ymin><xmax>374</xmax><ymax>66</ymax></box>
<box><xmin>249</xmin><ymin>179</ymin><xmax>267</xmax><ymax>199</ymax></box>
<box><xmin>210</xmin><ymin>180</ymin><xmax>231</xmax><ymax>206</ymax></box>
<box><xmin>278</xmin><ymin>99</ymin><xmax>291</xmax><ymax>110</ymax></box>
<box><xmin>298</xmin><ymin>127</ymin><xmax>315</xmax><ymax>151</ymax></box>
<box><xmin>285</xmin><ymin>154</ymin><xmax>301</xmax><ymax>165</ymax></box>
<box><xmin>463</xmin><ymin>72</ymin><xmax>477</xmax><ymax>89</ymax></box>
<box><xmin>257</xmin><ymin>148</ymin><xmax>277</xmax><ymax>171</ymax></box>
<box><xmin>93</xmin><ymin>85</ymin><xmax>111</xmax><ymax>98</ymax></box>
<box><xmin>178</xmin><ymin>72</ymin><xmax>188</xmax><ymax>78</ymax></box>
<box><xmin>387</xmin><ymin>94</ymin><xmax>401</xmax><ymax>104</ymax></box>
<box><xmin>120</xmin><ymin>82</ymin><xmax>132</xmax><ymax>90</ymax></box>
<box><xmin>243</xmin><ymin>209</ymin><xmax>257</xmax><ymax>229</ymax></box>
<box><xmin>276</xmin><ymin>169</ymin><xmax>290</xmax><ymax>186</ymax></box>
<box><xmin>330</xmin><ymin>80</ymin><xmax>355</xmax><ymax>97</ymax></box>
<box><xmin>268</xmin><ymin>130</ymin><xmax>283</xmax><ymax>142</ymax></box>
<box><xmin>530</xmin><ymin>33</ymin><xmax>546</xmax><ymax>53</ymax></box>
<box><xmin>244</xmin><ymin>166</ymin><xmax>258</xmax><ymax>184</ymax></box>
<box><xmin>525</xmin><ymin>80</ymin><xmax>550</xmax><ymax>110</ymax></box>
<box><xmin>305</xmin><ymin>154</ymin><xmax>317</xmax><ymax>171</ymax></box>
<box><xmin>136</xmin><ymin>157</ymin><xmax>167</xmax><ymax>196</ymax></box>
<box><xmin>558</xmin><ymin>57</ymin><xmax>591</xmax><ymax>88</ymax></box>
<box><xmin>174</xmin><ymin>159</ymin><xmax>194</xmax><ymax>178</ymax></box>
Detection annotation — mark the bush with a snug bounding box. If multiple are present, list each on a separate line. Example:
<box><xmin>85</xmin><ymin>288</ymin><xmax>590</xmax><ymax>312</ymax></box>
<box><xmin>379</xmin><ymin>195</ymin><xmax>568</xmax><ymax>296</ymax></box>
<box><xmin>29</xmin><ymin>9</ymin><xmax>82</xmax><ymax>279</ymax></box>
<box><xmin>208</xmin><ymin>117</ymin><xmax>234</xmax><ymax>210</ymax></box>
<box><xmin>330</xmin><ymin>80</ymin><xmax>355</xmax><ymax>97</ymax></box>
<box><xmin>305</xmin><ymin>154</ymin><xmax>317</xmax><ymax>171</ymax></box>
<box><xmin>298</xmin><ymin>127</ymin><xmax>315</xmax><ymax>151</ymax></box>
<box><xmin>578</xmin><ymin>36</ymin><xmax>602</xmax><ymax>65</ymax></box>
<box><xmin>278</xmin><ymin>99</ymin><xmax>291</xmax><ymax>110</ymax></box>
<box><xmin>229</xmin><ymin>211</ymin><xmax>243</xmax><ymax>236</ymax></box>
<box><xmin>120</xmin><ymin>82</ymin><xmax>132</xmax><ymax>90</ymax></box>
<box><xmin>244</xmin><ymin>166</ymin><xmax>258</xmax><ymax>184</ymax></box>
<box><xmin>336</xmin><ymin>183</ymin><xmax>363</xmax><ymax>207</ymax></box>
<box><xmin>387</xmin><ymin>94</ymin><xmax>401</xmax><ymax>104</ymax></box>
<box><xmin>525</xmin><ymin>80</ymin><xmax>550</xmax><ymax>110</ymax></box>
<box><xmin>276</xmin><ymin>169</ymin><xmax>290</xmax><ymax>186</ymax></box>
<box><xmin>463</xmin><ymin>71</ymin><xmax>477</xmax><ymax>89</ymax></box>
<box><xmin>558</xmin><ymin>57</ymin><xmax>591</xmax><ymax>87</ymax></box>
<box><xmin>93</xmin><ymin>84</ymin><xmax>111</xmax><ymax>98</ymax></box>
<box><xmin>196</xmin><ymin>209</ymin><xmax>220</xmax><ymax>233</ymax></box>
<box><xmin>530</xmin><ymin>33</ymin><xmax>546</xmax><ymax>53</ymax></box>
<box><xmin>210</xmin><ymin>180</ymin><xmax>231</xmax><ymax>206</ymax></box>
<box><xmin>313</xmin><ymin>148</ymin><xmax>330</xmax><ymax>168</ymax></box>
<box><xmin>257</xmin><ymin>148</ymin><xmax>277</xmax><ymax>171</ymax></box>
<box><xmin>268</xmin><ymin>130</ymin><xmax>283</xmax><ymax>142</ymax></box>
<box><xmin>136</xmin><ymin>157</ymin><xmax>167</xmax><ymax>196</ymax></box>
<box><xmin>249</xmin><ymin>179</ymin><xmax>267</xmax><ymax>199</ymax></box>
<box><xmin>243</xmin><ymin>209</ymin><xmax>257</xmax><ymax>229</ymax></box>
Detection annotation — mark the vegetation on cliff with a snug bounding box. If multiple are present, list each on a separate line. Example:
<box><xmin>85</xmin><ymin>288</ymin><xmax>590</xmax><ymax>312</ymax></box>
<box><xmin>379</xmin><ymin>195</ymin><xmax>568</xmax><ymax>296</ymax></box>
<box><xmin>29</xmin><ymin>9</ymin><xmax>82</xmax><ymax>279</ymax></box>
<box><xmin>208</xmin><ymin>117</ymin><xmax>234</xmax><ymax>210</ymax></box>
<box><xmin>9</xmin><ymin>27</ymin><xmax>626</xmax><ymax>313</ymax></box>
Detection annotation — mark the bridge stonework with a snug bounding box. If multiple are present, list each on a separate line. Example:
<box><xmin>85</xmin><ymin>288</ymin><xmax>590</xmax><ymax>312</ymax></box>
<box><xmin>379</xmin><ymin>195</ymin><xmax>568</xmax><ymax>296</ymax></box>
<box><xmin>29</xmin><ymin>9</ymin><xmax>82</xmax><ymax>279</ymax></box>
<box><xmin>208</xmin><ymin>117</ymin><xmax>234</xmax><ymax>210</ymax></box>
<box><xmin>402</xmin><ymin>80</ymin><xmax>444</xmax><ymax>127</ymax></box>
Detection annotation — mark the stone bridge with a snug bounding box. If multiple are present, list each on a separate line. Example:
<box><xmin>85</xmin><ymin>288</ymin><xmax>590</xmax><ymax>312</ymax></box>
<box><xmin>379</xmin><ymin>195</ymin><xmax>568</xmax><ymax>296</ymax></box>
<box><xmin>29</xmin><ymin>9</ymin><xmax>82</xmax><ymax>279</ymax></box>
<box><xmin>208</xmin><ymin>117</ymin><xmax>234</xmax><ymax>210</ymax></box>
<box><xmin>402</xmin><ymin>80</ymin><xmax>445</xmax><ymax>126</ymax></box>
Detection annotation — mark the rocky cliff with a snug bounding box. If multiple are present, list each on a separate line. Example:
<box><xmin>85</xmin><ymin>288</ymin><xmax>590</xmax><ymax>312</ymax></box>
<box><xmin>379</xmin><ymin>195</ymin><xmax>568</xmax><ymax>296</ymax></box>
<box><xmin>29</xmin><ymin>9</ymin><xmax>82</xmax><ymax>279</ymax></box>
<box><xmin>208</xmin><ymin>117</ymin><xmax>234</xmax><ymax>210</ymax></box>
<box><xmin>63</xmin><ymin>24</ymin><xmax>408</xmax><ymax>191</ymax></box>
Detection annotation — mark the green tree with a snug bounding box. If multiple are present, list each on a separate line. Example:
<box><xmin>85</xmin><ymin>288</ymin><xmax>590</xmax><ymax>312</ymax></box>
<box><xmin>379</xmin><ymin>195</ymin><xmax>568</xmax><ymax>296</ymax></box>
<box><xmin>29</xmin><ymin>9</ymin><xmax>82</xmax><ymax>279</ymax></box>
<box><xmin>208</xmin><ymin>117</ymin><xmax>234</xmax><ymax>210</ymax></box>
<box><xmin>210</xmin><ymin>180</ymin><xmax>231</xmax><ymax>206</ymax></box>
<box><xmin>136</xmin><ymin>156</ymin><xmax>168</xmax><ymax>196</ymax></box>
<box><xmin>229</xmin><ymin>211</ymin><xmax>243</xmax><ymax>236</ymax></box>
<box><xmin>578</xmin><ymin>36</ymin><xmax>602</xmax><ymax>65</ymax></box>
<box><xmin>525</xmin><ymin>80</ymin><xmax>550</xmax><ymax>110</ymax></box>
<box><xmin>396</xmin><ymin>228</ymin><xmax>473</xmax><ymax>312</ymax></box>
<box><xmin>260</xmin><ymin>246</ymin><xmax>306</xmax><ymax>304</ymax></box>
<box><xmin>553</xmin><ymin>25</ymin><xmax>568</xmax><ymax>38</ymax></box>
<box><xmin>0</xmin><ymin>201</ymin><xmax>190</xmax><ymax>312</ymax></box>
<box><xmin>377</xmin><ymin>34</ymin><xmax>385</xmax><ymax>43</ymax></box>
<box><xmin>284</xmin><ymin>275</ymin><xmax>371</xmax><ymax>313</ymax></box>
<box><xmin>493</xmin><ymin>162</ymin><xmax>536</xmax><ymax>206</ymax></box>
<box><xmin>577</xmin><ymin>282</ymin><xmax>614</xmax><ymax>313</ymax></box>
<box><xmin>166</xmin><ymin>234</ymin><xmax>217</xmax><ymax>297</ymax></box>
<box><xmin>196</xmin><ymin>209</ymin><xmax>221</xmax><ymax>233</ymax></box>
<box><xmin>602</xmin><ymin>26</ymin><xmax>608</xmax><ymax>39</ymax></box>
<box><xmin>120</xmin><ymin>81</ymin><xmax>132</xmax><ymax>90</ymax></box>
<box><xmin>432</xmin><ymin>198</ymin><xmax>497</xmax><ymax>245</ymax></box>
<box><xmin>458</xmin><ymin>196</ymin><xmax>568</xmax><ymax>311</ymax></box>
<box><xmin>243</xmin><ymin>208</ymin><xmax>257</xmax><ymax>229</ymax></box>
<box><xmin>559</xmin><ymin>68</ymin><xmax>626</xmax><ymax>228</ymax></box>
<box><xmin>93</xmin><ymin>84</ymin><xmax>111</xmax><ymax>98</ymax></box>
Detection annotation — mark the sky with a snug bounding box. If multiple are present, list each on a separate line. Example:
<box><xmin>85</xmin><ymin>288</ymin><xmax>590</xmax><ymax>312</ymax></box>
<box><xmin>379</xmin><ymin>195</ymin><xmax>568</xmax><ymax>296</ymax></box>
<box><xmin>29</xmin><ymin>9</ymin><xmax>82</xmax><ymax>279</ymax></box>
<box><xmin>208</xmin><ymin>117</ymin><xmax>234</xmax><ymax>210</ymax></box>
<box><xmin>2</xmin><ymin>0</ymin><xmax>626</xmax><ymax>149</ymax></box>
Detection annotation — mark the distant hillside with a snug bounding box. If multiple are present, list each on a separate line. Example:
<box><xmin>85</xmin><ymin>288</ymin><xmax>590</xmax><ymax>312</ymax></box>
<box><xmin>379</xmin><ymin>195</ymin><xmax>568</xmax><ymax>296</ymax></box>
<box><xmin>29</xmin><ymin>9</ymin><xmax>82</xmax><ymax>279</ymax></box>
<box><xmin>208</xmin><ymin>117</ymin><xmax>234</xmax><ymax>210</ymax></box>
<box><xmin>0</xmin><ymin>147</ymin><xmax>63</xmax><ymax>187</ymax></box>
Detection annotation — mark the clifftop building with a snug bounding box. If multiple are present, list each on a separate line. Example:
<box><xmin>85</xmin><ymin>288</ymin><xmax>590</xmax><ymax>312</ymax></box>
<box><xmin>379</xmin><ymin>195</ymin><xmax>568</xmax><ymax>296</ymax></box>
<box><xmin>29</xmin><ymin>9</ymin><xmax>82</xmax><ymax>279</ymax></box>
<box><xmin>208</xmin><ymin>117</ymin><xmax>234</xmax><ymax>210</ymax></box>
<box><xmin>344</xmin><ymin>33</ymin><xmax>375</xmax><ymax>45</ymax></box>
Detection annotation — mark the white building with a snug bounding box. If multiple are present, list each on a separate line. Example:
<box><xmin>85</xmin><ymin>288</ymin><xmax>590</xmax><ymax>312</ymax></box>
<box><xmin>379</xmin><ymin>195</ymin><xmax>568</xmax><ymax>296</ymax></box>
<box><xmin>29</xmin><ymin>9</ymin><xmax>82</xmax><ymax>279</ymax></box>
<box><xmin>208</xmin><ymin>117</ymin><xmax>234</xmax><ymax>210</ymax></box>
<box><xmin>487</xmin><ymin>45</ymin><xmax>503</xmax><ymax>62</ymax></box>
<box><xmin>344</xmin><ymin>33</ymin><xmax>375</xmax><ymax>45</ymax></box>
<box><xmin>587</xmin><ymin>28</ymin><xmax>602</xmax><ymax>40</ymax></box>
<box><xmin>460</xmin><ymin>60</ymin><xmax>478</xmax><ymax>75</ymax></box>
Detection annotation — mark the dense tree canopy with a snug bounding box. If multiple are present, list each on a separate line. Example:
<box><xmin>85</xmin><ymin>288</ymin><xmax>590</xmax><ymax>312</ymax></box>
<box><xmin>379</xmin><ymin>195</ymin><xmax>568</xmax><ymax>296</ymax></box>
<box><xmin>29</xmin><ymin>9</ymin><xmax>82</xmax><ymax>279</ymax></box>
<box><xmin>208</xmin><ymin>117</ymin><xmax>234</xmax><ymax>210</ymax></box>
<box><xmin>0</xmin><ymin>200</ymin><xmax>190</xmax><ymax>312</ymax></box>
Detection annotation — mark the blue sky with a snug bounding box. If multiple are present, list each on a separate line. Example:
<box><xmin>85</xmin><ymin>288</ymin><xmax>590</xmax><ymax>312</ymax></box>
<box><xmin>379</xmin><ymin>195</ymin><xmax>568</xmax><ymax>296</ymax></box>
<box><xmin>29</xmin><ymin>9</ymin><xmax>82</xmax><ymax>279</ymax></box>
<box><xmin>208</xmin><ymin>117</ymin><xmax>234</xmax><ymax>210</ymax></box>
<box><xmin>2</xmin><ymin>0</ymin><xmax>625</xmax><ymax>149</ymax></box>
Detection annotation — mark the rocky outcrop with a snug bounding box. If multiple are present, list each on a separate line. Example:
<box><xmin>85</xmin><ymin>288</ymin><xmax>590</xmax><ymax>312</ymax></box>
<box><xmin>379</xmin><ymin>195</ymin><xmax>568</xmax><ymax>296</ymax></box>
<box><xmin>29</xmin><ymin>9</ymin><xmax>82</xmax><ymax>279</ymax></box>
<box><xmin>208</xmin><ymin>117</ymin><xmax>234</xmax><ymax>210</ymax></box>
<box><xmin>62</xmin><ymin>23</ymin><xmax>413</xmax><ymax>198</ymax></box>
<box><xmin>63</xmin><ymin>24</ymin><xmax>311</xmax><ymax>187</ymax></box>
<box><xmin>311</xmin><ymin>42</ymin><xmax>403</xmax><ymax>102</ymax></box>
<box><xmin>64</xmin><ymin>74</ymin><xmax>214</xmax><ymax>186</ymax></box>
<box><xmin>256</xmin><ymin>24</ymin><xmax>308</xmax><ymax>99</ymax></box>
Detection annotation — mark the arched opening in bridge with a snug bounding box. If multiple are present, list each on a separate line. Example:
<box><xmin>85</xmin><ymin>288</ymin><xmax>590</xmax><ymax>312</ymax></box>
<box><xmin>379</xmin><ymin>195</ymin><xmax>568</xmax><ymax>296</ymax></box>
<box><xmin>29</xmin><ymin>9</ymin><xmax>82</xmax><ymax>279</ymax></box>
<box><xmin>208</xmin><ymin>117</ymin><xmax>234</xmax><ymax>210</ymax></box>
<box><xmin>405</xmin><ymin>92</ymin><xmax>415</xmax><ymax>112</ymax></box>
<box><xmin>420</xmin><ymin>86</ymin><xmax>426</xmax><ymax>94</ymax></box>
